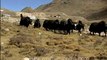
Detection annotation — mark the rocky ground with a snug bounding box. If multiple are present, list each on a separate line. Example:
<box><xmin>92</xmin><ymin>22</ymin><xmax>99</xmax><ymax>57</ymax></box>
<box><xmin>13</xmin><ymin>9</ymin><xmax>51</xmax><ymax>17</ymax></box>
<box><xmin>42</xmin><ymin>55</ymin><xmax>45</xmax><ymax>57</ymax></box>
<box><xmin>1</xmin><ymin>18</ymin><xmax>107</xmax><ymax>60</ymax></box>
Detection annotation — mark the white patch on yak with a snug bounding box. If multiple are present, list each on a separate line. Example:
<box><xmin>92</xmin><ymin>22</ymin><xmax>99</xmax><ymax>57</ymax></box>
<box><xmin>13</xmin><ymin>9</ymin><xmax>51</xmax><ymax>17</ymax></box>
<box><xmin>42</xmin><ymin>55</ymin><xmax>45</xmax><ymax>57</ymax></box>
<box><xmin>74</xmin><ymin>24</ymin><xmax>77</xmax><ymax>27</ymax></box>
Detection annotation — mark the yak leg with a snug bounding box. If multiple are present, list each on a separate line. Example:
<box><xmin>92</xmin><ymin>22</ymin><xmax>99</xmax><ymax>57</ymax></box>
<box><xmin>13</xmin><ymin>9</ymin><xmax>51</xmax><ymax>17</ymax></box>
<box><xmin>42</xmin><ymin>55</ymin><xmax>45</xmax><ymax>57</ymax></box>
<box><xmin>58</xmin><ymin>30</ymin><xmax>61</xmax><ymax>34</ymax></box>
<box><xmin>99</xmin><ymin>32</ymin><xmax>101</xmax><ymax>36</ymax></box>
<box><xmin>46</xmin><ymin>28</ymin><xmax>48</xmax><ymax>31</ymax></box>
<box><xmin>25</xmin><ymin>23</ymin><xmax>29</xmax><ymax>27</ymax></box>
<box><xmin>54</xmin><ymin>29</ymin><xmax>56</xmax><ymax>33</ymax></box>
<box><xmin>67</xmin><ymin>29</ymin><xmax>70</xmax><ymax>34</ymax></box>
<box><xmin>25</xmin><ymin>24</ymin><xmax>29</xmax><ymax>27</ymax></box>
<box><xmin>90</xmin><ymin>32</ymin><xmax>92</xmax><ymax>35</ymax></box>
<box><xmin>90</xmin><ymin>32</ymin><xmax>91</xmax><ymax>35</ymax></box>
<box><xmin>78</xmin><ymin>29</ymin><xmax>81</xmax><ymax>33</ymax></box>
<box><xmin>71</xmin><ymin>29</ymin><xmax>73</xmax><ymax>33</ymax></box>
<box><xmin>64</xmin><ymin>30</ymin><xmax>67</xmax><ymax>35</ymax></box>
<box><xmin>92</xmin><ymin>32</ymin><xmax>95</xmax><ymax>35</ymax></box>
<box><xmin>104</xmin><ymin>31</ymin><xmax>106</xmax><ymax>37</ymax></box>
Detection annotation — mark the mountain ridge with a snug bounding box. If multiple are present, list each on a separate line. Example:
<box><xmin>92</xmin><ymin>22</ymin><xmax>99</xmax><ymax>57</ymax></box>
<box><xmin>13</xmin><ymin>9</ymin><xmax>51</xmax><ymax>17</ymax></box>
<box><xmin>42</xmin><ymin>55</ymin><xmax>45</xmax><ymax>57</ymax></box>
<box><xmin>21</xmin><ymin>7</ymin><xmax>34</xmax><ymax>13</ymax></box>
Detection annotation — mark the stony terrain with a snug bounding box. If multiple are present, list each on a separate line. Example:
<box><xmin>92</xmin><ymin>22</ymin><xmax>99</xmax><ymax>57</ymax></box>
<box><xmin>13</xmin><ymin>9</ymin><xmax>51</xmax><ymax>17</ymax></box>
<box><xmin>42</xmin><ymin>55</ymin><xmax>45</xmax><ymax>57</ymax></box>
<box><xmin>1</xmin><ymin>17</ymin><xmax>107</xmax><ymax>60</ymax></box>
<box><xmin>1</xmin><ymin>0</ymin><xmax>107</xmax><ymax>60</ymax></box>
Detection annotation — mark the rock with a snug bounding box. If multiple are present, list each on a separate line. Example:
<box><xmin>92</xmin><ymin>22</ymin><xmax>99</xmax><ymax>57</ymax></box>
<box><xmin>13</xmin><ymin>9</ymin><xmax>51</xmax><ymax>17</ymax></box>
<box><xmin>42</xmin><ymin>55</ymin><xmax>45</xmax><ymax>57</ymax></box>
<box><xmin>4</xmin><ymin>28</ymin><xmax>10</xmax><ymax>32</ymax></box>
<box><xmin>1</xmin><ymin>42</ymin><xmax>4</xmax><ymax>45</ymax></box>
<box><xmin>23</xmin><ymin>57</ymin><xmax>30</xmax><ymax>60</ymax></box>
<box><xmin>1</xmin><ymin>27</ymin><xmax>10</xmax><ymax>32</ymax></box>
<box><xmin>38</xmin><ymin>32</ymin><xmax>42</xmax><ymax>35</ymax></box>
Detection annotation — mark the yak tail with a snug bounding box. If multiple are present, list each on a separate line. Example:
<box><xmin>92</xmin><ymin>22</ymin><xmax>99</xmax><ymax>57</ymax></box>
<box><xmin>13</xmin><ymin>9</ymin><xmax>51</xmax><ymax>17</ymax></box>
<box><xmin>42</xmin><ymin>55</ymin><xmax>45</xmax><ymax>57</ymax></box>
<box><xmin>20</xmin><ymin>14</ymin><xmax>23</xmax><ymax>18</ymax></box>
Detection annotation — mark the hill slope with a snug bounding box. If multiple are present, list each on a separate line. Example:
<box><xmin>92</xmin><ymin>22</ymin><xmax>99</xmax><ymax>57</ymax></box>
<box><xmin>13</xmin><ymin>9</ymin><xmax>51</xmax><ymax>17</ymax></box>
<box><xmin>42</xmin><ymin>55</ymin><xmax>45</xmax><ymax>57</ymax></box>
<box><xmin>35</xmin><ymin>0</ymin><xmax>107</xmax><ymax>20</ymax></box>
<box><xmin>1</xmin><ymin>19</ymin><xmax>107</xmax><ymax>60</ymax></box>
<box><xmin>21</xmin><ymin>7</ymin><xmax>34</xmax><ymax>13</ymax></box>
<box><xmin>1</xmin><ymin>8</ymin><xmax>16</xmax><ymax>16</ymax></box>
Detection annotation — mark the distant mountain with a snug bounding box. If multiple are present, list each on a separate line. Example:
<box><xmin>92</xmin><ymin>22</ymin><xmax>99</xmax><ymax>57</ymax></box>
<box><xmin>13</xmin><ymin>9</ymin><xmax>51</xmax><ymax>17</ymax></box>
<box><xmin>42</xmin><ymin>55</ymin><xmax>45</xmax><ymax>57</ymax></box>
<box><xmin>21</xmin><ymin>7</ymin><xmax>34</xmax><ymax>13</ymax></box>
<box><xmin>35</xmin><ymin>0</ymin><xmax>107</xmax><ymax>21</ymax></box>
<box><xmin>1</xmin><ymin>8</ymin><xmax>16</xmax><ymax>16</ymax></box>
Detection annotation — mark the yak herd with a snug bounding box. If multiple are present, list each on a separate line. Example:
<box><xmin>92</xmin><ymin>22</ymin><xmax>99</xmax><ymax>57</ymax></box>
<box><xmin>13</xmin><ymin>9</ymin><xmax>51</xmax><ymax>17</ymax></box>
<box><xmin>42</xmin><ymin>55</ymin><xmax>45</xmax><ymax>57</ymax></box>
<box><xmin>19</xmin><ymin>14</ymin><xmax>107</xmax><ymax>36</ymax></box>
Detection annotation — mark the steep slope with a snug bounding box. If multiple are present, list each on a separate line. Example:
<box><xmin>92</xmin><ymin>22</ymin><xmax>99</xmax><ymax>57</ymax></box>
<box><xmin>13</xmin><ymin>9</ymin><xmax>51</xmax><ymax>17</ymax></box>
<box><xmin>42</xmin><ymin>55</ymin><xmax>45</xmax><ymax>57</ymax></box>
<box><xmin>35</xmin><ymin>0</ymin><xmax>107</xmax><ymax>20</ymax></box>
<box><xmin>21</xmin><ymin>7</ymin><xmax>34</xmax><ymax>13</ymax></box>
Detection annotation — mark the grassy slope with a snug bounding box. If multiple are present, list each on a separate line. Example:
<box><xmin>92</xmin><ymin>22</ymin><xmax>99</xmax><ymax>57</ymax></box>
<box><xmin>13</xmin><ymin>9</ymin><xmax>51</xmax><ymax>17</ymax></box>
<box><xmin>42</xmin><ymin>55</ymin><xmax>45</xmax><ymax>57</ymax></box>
<box><xmin>1</xmin><ymin>20</ymin><xmax>107</xmax><ymax>60</ymax></box>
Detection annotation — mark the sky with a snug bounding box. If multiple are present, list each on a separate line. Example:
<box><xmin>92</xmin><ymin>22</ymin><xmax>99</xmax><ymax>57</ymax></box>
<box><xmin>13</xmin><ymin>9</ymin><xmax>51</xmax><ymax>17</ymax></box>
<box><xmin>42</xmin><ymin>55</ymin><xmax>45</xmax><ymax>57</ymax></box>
<box><xmin>1</xmin><ymin>0</ymin><xmax>52</xmax><ymax>11</ymax></box>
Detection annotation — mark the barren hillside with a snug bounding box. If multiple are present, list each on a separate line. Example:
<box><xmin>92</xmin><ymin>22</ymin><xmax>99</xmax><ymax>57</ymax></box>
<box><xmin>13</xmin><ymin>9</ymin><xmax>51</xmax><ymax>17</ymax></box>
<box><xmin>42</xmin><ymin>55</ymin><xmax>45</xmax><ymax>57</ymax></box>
<box><xmin>1</xmin><ymin>17</ymin><xmax>107</xmax><ymax>60</ymax></box>
<box><xmin>35</xmin><ymin>0</ymin><xmax>107</xmax><ymax>21</ymax></box>
<box><xmin>1</xmin><ymin>0</ymin><xmax>107</xmax><ymax>60</ymax></box>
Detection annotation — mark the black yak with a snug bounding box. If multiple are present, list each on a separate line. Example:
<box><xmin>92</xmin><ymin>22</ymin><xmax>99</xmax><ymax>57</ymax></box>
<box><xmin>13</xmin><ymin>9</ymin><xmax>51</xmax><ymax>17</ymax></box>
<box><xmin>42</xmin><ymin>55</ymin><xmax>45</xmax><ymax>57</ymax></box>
<box><xmin>34</xmin><ymin>19</ymin><xmax>41</xmax><ymax>28</ymax></box>
<box><xmin>19</xmin><ymin>14</ymin><xmax>32</xmax><ymax>27</ymax></box>
<box><xmin>53</xmin><ymin>19</ymin><xmax>60</xmax><ymax>32</ymax></box>
<box><xmin>43</xmin><ymin>20</ymin><xmax>57</xmax><ymax>31</ymax></box>
<box><xmin>59</xmin><ymin>19</ymin><xmax>75</xmax><ymax>34</ymax></box>
<box><xmin>59</xmin><ymin>20</ymin><xmax>67</xmax><ymax>34</ymax></box>
<box><xmin>74</xmin><ymin>21</ymin><xmax>84</xmax><ymax>33</ymax></box>
<box><xmin>89</xmin><ymin>21</ymin><xmax>106</xmax><ymax>36</ymax></box>
<box><xmin>43</xmin><ymin>19</ymin><xmax>85</xmax><ymax>35</ymax></box>
<box><xmin>66</xmin><ymin>19</ymin><xmax>75</xmax><ymax>34</ymax></box>
<box><xmin>43</xmin><ymin>20</ymin><xmax>53</xmax><ymax>31</ymax></box>
<box><xmin>106</xmin><ymin>24</ymin><xmax>107</xmax><ymax>32</ymax></box>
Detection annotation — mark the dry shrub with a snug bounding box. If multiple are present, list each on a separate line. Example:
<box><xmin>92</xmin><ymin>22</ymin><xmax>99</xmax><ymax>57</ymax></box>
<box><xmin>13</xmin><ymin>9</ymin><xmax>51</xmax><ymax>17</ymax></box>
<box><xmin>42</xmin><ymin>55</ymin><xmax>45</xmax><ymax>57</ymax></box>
<box><xmin>52</xmin><ymin>36</ymin><xmax>63</xmax><ymax>40</ymax></box>
<box><xmin>34</xmin><ymin>46</ymin><xmax>50</xmax><ymax>56</ymax></box>
<box><xmin>63</xmin><ymin>40</ymin><xmax>73</xmax><ymax>45</ymax></box>
<box><xmin>93</xmin><ymin>39</ymin><xmax>102</xmax><ymax>47</ymax></box>
<box><xmin>95</xmin><ymin>53</ymin><xmax>107</xmax><ymax>60</ymax></box>
<box><xmin>9</xmin><ymin>33</ymin><xmax>34</xmax><ymax>47</ymax></box>
<box><xmin>89</xmin><ymin>56</ymin><xmax>95</xmax><ymax>60</ymax></box>
<box><xmin>1</xmin><ymin>46</ymin><xmax>13</xmax><ymax>60</ymax></box>
<box><xmin>1</xmin><ymin>54</ymin><xmax>6</xmax><ymax>60</ymax></box>
<box><xmin>46</xmin><ymin>41</ymin><xmax>63</xmax><ymax>46</ymax></box>
<box><xmin>0</xmin><ymin>27</ymin><xmax>9</xmax><ymax>36</ymax></box>
<box><xmin>101</xmin><ymin>38</ymin><xmax>107</xmax><ymax>47</ymax></box>
<box><xmin>19</xmin><ymin>46</ymin><xmax>51</xmax><ymax>57</ymax></box>
<box><xmin>3</xmin><ymin>50</ymin><xmax>12</xmax><ymax>57</ymax></box>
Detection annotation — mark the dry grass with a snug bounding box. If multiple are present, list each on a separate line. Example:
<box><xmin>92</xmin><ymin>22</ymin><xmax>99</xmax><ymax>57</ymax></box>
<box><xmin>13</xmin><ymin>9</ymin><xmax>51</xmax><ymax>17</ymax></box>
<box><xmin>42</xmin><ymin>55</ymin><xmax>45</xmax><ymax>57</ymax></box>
<box><xmin>35</xmin><ymin>0</ymin><xmax>107</xmax><ymax>21</ymax></box>
<box><xmin>1</xmin><ymin>21</ymin><xmax>107</xmax><ymax>60</ymax></box>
